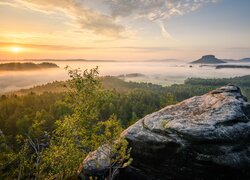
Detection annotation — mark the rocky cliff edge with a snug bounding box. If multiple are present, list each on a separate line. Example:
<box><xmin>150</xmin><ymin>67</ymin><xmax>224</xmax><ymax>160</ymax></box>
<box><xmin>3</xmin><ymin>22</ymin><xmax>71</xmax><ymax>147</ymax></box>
<box><xmin>79</xmin><ymin>85</ymin><xmax>250</xmax><ymax>180</ymax></box>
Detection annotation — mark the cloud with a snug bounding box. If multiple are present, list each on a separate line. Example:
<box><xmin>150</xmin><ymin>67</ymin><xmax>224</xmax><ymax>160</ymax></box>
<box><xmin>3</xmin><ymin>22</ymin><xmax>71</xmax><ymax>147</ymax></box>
<box><xmin>0</xmin><ymin>42</ymin><xmax>170</xmax><ymax>52</ymax></box>
<box><xmin>105</xmin><ymin>0</ymin><xmax>217</xmax><ymax>20</ymax></box>
<box><xmin>111</xmin><ymin>46</ymin><xmax>171</xmax><ymax>52</ymax></box>
<box><xmin>4</xmin><ymin>0</ymin><xmax>217</xmax><ymax>39</ymax></box>
<box><xmin>104</xmin><ymin>0</ymin><xmax>217</xmax><ymax>38</ymax></box>
<box><xmin>159</xmin><ymin>22</ymin><xmax>173</xmax><ymax>39</ymax></box>
<box><xmin>0</xmin><ymin>42</ymin><xmax>94</xmax><ymax>51</ymax></box>
<box><xmin>0</xmin><ymin>1</ymin><xmax>20</xmax><ymax>8</ymax></box>
<box><xmin>13</xmin><ymin>0</ymin><xmax>125</xmax><ymax>38</ymax></box>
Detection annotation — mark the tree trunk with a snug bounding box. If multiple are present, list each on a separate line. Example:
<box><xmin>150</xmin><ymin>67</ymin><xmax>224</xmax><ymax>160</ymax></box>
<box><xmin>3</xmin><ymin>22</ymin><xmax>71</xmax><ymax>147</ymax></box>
<box><xmin>18</xmin><ymin>162</ymin><xmax>22</xmax><ymax>180</ymax></box>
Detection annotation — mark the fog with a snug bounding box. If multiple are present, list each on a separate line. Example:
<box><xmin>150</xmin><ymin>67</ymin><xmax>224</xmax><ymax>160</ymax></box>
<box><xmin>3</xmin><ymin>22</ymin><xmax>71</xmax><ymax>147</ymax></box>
<box><xmin>0</xmin><ymin>69</ymin><xmax>67</xmax><ymax>93</ymax></box>
<box><xmin>1</xmin><ymin>61</ymin><xmax>250</xmax><ymax>94</ymax></box>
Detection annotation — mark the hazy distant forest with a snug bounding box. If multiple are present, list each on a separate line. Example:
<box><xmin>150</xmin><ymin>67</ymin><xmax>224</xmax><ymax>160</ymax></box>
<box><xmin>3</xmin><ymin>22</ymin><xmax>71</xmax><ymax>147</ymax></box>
<box><xmin>1</xmin><ymin>67</ymin><xmax>250</xmax><ymax>179</ymax></box>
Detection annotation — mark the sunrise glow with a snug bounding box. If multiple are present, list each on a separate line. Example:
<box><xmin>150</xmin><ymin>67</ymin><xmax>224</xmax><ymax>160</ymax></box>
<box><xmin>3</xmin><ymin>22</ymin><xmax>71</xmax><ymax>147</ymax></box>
<box><xmin>0</xmin><ymin>0</ymin><xmax>249</xmax><ymax>60</ymax></box>
<box><xmin>0</xmin><ymin>1</ymin><xmax>250</xmax><ymax>179</ymax></box>
<box><xmin>10</xmin><ymin>46</ymin><xmax>22</xmax><ymax>53</ymax></box>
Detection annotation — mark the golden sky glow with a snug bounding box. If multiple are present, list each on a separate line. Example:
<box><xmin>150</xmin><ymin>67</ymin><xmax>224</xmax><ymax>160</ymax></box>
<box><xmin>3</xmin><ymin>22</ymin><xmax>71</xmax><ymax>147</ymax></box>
<box><xmin>0</xmin><ymin>0</ymin><xmax>250</xmax><ymax>60</ymax></box>
<box><xmin>10</xmin><ymin>46</ymin><xmax>22</xmax><ymax>53</ymax></box>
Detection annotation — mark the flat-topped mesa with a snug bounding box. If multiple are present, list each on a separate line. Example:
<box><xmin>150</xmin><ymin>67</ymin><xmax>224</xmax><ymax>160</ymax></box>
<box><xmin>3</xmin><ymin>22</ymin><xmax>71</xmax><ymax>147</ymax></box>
<box><xmin>191</xmin><ymin>55</ymin><xmax>226</xmax><ymax>64</ymax></box>
<box><xmin>202</xmin><ymin>54</ymin><xmax>216</xmax><ymax>59</ymax></box>
<box><xmin>79</xmin><ymin>85</ymin><xmax>250</xmax><ymax>180</ymax></box>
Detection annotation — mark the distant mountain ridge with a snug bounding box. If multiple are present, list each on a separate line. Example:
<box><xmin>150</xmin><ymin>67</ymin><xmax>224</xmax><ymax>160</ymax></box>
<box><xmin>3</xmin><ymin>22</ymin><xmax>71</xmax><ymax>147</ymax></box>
<box><xmin>191</xmin><ymin>55</ymin><xmax>250</xmax><ymax>64</ymax></box>
<box><xmin>239</xmin><ymin>58</ymin><xmax>250</xmax><ymax>62</ymax></box>
<box><xmin>145</xmin><ymin>58</ymin><xmax>183</xmax><ymax>62</ymax></box>
<box><xmin>0</xmin><ymin>59</ymin><xmax>117</xmax><ymax>62</ymax></box>
<box><xmin>0</xmin><ymin>62</ymin><xmax>59</xmax><ymax>71</ymax></box>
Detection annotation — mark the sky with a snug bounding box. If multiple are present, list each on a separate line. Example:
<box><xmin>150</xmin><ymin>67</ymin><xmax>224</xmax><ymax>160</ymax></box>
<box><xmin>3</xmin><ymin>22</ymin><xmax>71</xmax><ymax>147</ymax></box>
<box><xmin>0</xmin><ymin>0</ymin><xmax>249</xmax><ymax>61</ymax></box>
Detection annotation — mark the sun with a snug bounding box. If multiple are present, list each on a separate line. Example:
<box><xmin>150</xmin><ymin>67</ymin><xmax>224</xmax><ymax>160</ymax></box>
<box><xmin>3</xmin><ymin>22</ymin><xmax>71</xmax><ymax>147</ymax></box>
<box><xmin>10</xmin><ymin>46</ymin><xmax>22</xmax><ymax>53</ymax></box>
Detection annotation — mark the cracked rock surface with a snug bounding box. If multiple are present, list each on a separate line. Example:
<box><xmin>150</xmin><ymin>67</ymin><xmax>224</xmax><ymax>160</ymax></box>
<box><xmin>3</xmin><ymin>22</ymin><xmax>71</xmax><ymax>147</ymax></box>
<box><xmin>79</xmin><ymin>85</ymin><xmax>250</xmax><ymax>180</ymax></box>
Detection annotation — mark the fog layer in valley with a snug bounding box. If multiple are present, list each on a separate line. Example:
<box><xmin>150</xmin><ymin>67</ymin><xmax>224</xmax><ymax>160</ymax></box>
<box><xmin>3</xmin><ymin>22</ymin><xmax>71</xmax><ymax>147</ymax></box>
<box><xmin>1</xmin><ymin>61</ymin><xmax>250</xmax><ymax>94</ymax></box>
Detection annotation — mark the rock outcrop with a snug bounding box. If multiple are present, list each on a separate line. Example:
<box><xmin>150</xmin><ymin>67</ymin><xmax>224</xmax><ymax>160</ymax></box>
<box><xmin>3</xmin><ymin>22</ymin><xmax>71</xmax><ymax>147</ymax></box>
<box><xmin>79</xmin><ymin>85</ymin><xmax>250</xmax><ymax>180</ymax></box>
<box><xmin>191</xmin><ymin>55</ymin><xmax>226</xmax><ymax>64</ymax></box>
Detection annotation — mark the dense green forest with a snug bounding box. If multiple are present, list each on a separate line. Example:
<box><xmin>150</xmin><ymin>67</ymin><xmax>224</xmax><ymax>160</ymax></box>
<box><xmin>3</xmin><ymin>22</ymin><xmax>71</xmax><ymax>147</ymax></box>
<box><xmin>1</xmin><ymin>68</ymin><xmax>250</xmax><ymax>179</ymax></box>
<box><xmin>184</xmin><ymin>75</ymin><xmax>250</xmax><ymax>98</ymax></box>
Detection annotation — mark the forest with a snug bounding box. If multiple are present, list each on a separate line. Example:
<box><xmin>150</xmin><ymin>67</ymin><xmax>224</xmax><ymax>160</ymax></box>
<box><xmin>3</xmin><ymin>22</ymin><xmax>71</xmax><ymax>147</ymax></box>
<box><xmin>1</xmin><ymin>68</ymin><xmax>250</xmax><ymax>179</ymax></box>
<box><xmin>0</xmin><ymin>62</ymin><xmax>59</xmax><ymax>71</ymax></box>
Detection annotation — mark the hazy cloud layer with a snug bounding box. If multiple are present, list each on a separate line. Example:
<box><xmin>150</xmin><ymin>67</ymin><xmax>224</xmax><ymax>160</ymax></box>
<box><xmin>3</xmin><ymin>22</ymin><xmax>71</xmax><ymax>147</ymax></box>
<box><xmin>106</xmin><ymin>0</ymin><xmax>217</xmax><ymax>20</ymax></box>
<box><xmin>6</xmin><ymin>0</ymin><xmax>217</xmax><ymax>38</ymax></box>
<box><xmin>15</xmin><ymin>0</ymin><xmax>124</xmax><ymax>37</ymax></box>
<box><xmin>104</xmin><ymin>0</ymin><xmax>217</xmax><ymax>38</ymax></box>
<box><xmin>0</xmin><ymin>42</ymin><xmax>93</xmax><ymax>50</ymax></box>
<box><xmin>0</xmin><ymin>42</ymin><xmax>170</xmax><ymax>52</ymax></box>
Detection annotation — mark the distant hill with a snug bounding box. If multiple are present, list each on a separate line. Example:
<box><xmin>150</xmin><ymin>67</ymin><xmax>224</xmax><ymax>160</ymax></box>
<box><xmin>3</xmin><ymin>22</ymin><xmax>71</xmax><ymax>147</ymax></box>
<box><xmin>0</xmin><ymin>62</ymin><xmax>59</xmax><ymax>71</ymax></box>
<box><xmin>239</xmin><ymin>58</ymin><xmax>250</xmax><ymax>63</ymax></box>
<box><xmin>216</xmin><ymin>65</ymin><xmax>250</xmax><ymax>69</ymax></box>
<box><xmin>0</xmin><ymin>59</ymin><xmax>117</xmax><ymax>62</ymax></box>
<box><xmin>221</xmin><ymin>59</ymin><xmax>235</xmax><ymax>63</ymax></box>
<box><xmin>191</xmin><ymin>55</ymin><xmax>226</xmax><ymax>64</ymax></box>
<box><xmin>117</xmin><ymin>73</ymin><xmax>145</xmax><ymax>78</ymax></box>
<box><xmin>145</xmin><ymin>59</ymin><xmax>182</xmax><ymax>62</ymax></box>
<box><xmin>7</xmin><ymin>76</ymin><xmax>165</xmax><ymax>95</ymax></box>
<box><xmin>7</xmin><ymin>81</ymin><xmax>68</xmax><ymax>95</ymax></box>
<box><xmin>220</xmin><ymin>58</ymin><xmax>250</xmax><ymax>63</ymax></box>
<box><xmin>21</xmin><ymin>59</ymin><xmax>117</xmax><ymax>62</ymax></box>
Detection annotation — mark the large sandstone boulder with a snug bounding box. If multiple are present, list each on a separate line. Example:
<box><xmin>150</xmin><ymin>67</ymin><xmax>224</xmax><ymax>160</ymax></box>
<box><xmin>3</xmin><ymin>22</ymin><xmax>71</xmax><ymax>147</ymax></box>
<box><xmin>79</xmin><ymin>85</ymin><xmax>250</xmax><ymax>179</ymax></box>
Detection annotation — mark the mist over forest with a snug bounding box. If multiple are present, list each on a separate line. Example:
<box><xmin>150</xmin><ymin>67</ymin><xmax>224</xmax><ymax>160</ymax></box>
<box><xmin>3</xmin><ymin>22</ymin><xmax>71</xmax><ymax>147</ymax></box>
<box><xmin>1</xmin><ymin>0</ymin><xmax>250</xmax><ymax>179</ymax></box>
<box><xmin>1</xmin><ymin>59</ymin><xmax>250</xmax><ymax>94</ymax></box>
